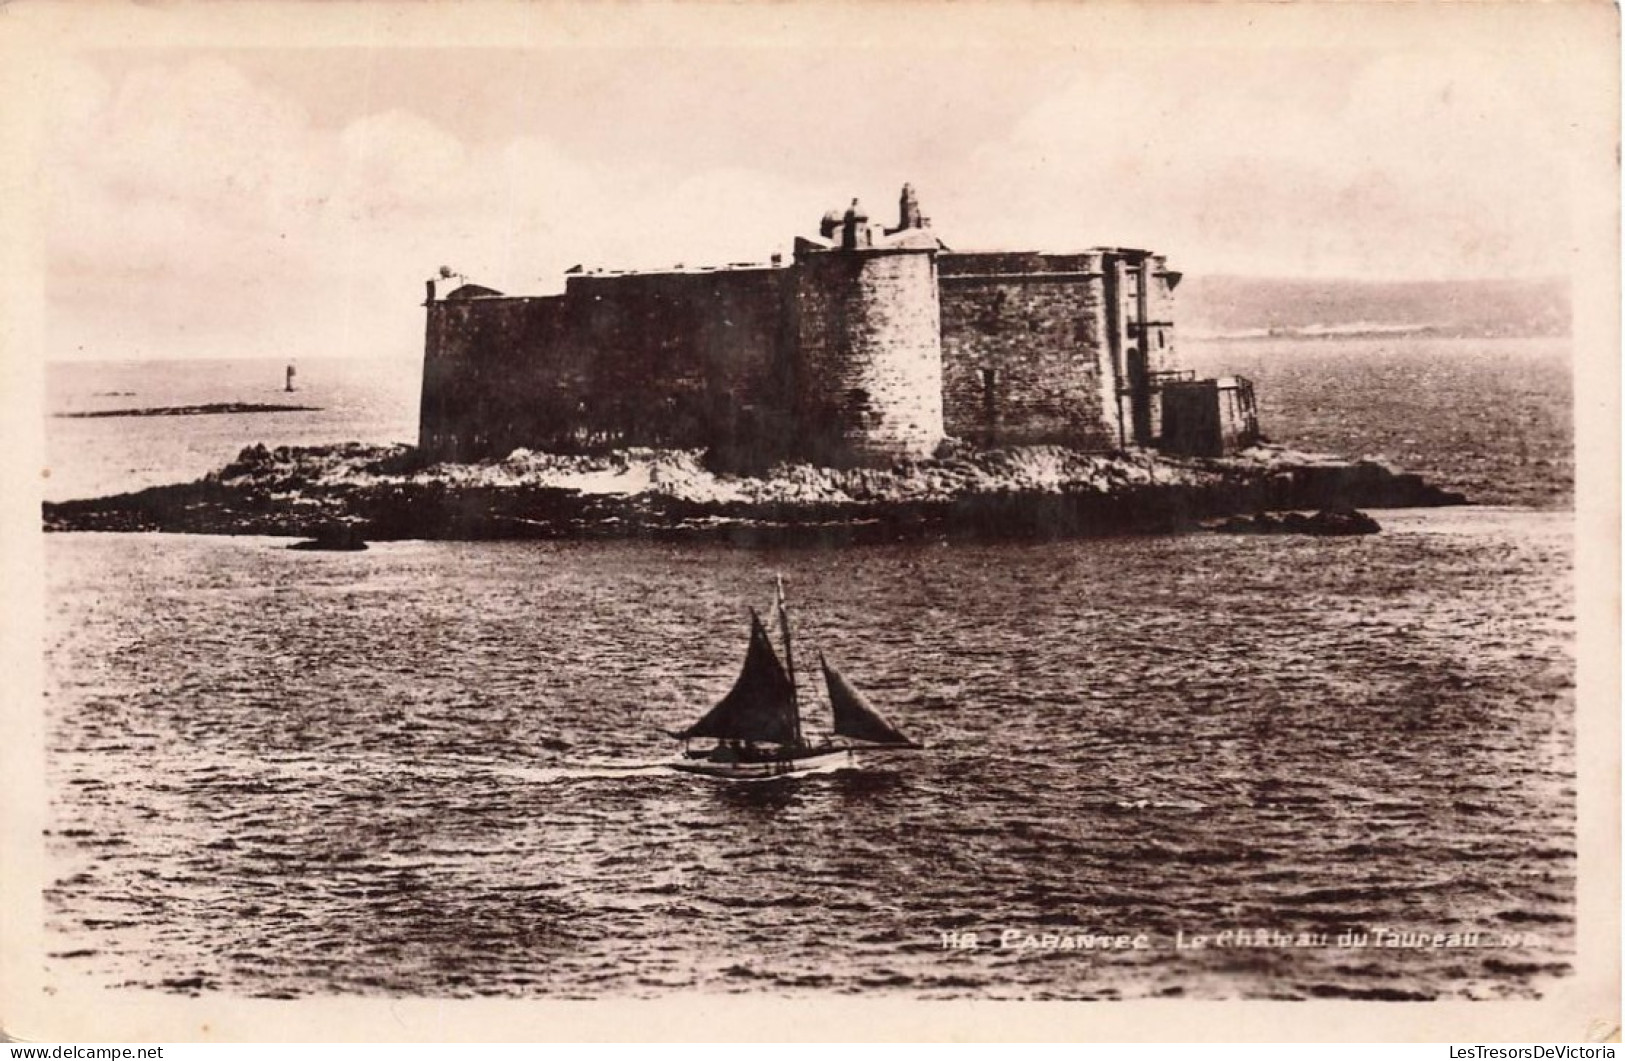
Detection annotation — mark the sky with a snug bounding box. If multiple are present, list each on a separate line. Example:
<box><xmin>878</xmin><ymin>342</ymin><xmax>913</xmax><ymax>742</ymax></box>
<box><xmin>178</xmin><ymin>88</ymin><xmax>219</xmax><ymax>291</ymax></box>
<box><xmin>36</xmin><ymin>4</ymin><xmax>1609</xmax><ymax>363</ymax></box>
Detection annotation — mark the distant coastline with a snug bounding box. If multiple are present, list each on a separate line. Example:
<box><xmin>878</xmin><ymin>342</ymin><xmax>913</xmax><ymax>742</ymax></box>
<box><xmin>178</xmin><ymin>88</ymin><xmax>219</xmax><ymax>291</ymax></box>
<box><xmin>1182</xmin><ymin>323</ymin><xmax>1555</xmax><ymax>342</ymax></box>
<box><xmin>1176</xmin><ymin>275</ymin><xmax>1571</xmax><ymax>342</ymax></box>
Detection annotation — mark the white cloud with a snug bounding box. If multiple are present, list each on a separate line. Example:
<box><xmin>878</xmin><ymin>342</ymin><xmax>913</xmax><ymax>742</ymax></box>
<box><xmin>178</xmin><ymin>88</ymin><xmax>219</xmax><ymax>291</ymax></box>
<box><xmin>965</xmin><ymin>47</ymin><xmax>1578</xmax><ymax>278</ymax></box>
<box><xmin>43</xmin><ymin>39</ymin><xmax>1592</xmax><ymax>362</ymax></box>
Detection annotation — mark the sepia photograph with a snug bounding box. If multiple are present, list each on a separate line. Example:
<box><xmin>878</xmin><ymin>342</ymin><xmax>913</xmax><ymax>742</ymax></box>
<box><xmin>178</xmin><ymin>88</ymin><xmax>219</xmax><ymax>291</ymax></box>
<box><xmin>1</xmin><ymin>0</ymin><xmax>1617</xmax><ymax>1044</ymax></box>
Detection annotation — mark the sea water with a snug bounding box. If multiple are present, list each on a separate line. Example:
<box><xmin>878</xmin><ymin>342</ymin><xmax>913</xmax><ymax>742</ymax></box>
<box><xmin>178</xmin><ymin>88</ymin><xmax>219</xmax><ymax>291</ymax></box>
<box><xmin>39</xmin><ymin>338</ymin><xmax>1576</xmax><ymax>1000</ymax></box>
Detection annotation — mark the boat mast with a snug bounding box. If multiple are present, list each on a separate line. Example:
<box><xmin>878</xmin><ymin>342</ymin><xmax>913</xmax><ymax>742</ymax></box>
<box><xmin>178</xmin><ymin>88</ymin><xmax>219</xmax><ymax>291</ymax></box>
<box><xmin>774</xmin><ymin>575</ymin><xmax>804</xmax><ymax>747</ymax></box>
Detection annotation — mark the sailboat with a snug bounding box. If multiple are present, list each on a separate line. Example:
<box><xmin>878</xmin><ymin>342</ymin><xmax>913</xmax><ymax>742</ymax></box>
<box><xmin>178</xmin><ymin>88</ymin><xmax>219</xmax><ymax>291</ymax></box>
<box><xmin>669</xmin><ymin>579</ymin><xmax>922</xmax><ymax>780</ymax></box>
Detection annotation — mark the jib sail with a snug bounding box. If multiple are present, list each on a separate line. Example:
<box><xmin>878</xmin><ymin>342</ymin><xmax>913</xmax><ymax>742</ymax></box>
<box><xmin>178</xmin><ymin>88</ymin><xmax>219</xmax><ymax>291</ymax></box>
<box><xmin>823</xmin><ymin>656</ymin><xmax>918</xmax><ymax>747</ymax></box>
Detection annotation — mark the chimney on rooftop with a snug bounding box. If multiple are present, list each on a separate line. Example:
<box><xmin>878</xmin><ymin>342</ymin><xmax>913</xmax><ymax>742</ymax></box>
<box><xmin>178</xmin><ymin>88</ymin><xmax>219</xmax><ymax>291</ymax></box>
<box><xmin>842</xmin><ymin>199</ymin><xmax>870</xmax><ymax>250</ymax></box>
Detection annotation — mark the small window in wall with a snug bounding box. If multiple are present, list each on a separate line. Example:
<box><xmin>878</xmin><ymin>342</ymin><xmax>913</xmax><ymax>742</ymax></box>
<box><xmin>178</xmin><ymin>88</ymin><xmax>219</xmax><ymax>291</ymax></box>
<box><xmin>978</xmin><ymin>291</ymin><xmax>1008</xmax><ymax>334</ymax></box>
<box><xmin>845</xmin><ymin>388</ymin><xmax>878</xmax><ymax>427</ymax></box>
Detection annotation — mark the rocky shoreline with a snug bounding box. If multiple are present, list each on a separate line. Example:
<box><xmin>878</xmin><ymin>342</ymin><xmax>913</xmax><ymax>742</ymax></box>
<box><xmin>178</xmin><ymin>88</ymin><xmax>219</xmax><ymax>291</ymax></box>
<box><xmin>42</xmin><ymin>442</ymin><xmax>1468</xmax><ymax>545</ymax></box>
<box><xmin>53</xmin><ymin>402</ymin><xmax>322</xmax><ymax>419</ymax></box>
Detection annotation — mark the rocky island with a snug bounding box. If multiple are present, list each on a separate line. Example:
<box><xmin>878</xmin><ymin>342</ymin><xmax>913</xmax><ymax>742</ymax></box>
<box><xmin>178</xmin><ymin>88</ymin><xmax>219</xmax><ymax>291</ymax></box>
<box><xmin>43</xmin><ymin>187</ymin><xmax>1475</xmax><ymax>543</ymax></box>
<box><xmin>42</xmin><ymin>441</ymin><xmax>1464</xmax><ymax>545</ymax></box>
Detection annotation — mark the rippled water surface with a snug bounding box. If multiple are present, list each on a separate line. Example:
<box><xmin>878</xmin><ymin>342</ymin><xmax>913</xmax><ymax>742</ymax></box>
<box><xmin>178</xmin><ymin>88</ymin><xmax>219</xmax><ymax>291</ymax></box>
<box><xmin>44</xmin><ymin>510</ymin><xmax>1575</xmax><ymax>999</ymax></box>
<box><xmin>42</xmin><ymin>338</ymin><xmax>1577</xmax><ymax>999</ymax></box>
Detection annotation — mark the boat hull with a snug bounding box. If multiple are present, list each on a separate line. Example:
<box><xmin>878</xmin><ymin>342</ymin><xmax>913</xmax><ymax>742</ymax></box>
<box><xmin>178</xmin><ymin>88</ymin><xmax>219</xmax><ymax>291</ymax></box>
<box><xmin>668</xmin><ymin>748</ymin><xmax>852</xmax><ymax>780</ymax></box>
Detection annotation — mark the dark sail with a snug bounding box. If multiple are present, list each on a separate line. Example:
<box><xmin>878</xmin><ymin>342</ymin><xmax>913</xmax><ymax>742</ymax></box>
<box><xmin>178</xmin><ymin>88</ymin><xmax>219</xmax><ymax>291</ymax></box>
<box><xmin>677</xmin><ymin>611</ymin><xmax>801</xmax><ymax>745</ymax></box>
<box><xmin>824</xmin><ymin>656</ymin><xmax>918</xmax><ymax>747</ymax></box>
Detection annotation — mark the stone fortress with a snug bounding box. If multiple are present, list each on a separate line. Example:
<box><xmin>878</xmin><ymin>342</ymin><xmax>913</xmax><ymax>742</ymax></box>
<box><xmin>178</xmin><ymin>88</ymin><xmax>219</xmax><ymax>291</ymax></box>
<box><xmin>418</xmin><ymin>185</ymin><xmax>1258</xmax><ymax>468</ymax></box>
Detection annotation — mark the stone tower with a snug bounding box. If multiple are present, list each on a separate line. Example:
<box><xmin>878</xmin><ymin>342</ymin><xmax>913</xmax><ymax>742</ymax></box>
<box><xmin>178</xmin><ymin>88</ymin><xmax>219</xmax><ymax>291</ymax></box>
<box><xmin>791</xmin><ymin>188</ymin><xmax>945</xmax><ymax>465</ymax></box>
<box><xmin>896</xmin><ymin>183</ymin><xmax>924</xmax><ymax>231</ymax></box>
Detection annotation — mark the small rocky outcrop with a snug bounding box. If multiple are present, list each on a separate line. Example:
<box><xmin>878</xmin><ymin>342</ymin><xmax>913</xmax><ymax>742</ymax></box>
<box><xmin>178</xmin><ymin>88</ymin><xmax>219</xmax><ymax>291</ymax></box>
<box><xmin>1208</xmin><ymin>508</ymin><xmax>1382</xmax><ymax>537</ymax></box>
<box><xmin>287</xmin><ymin>521</ymin><xmax>369</xmax><ymax>551</ymax></box>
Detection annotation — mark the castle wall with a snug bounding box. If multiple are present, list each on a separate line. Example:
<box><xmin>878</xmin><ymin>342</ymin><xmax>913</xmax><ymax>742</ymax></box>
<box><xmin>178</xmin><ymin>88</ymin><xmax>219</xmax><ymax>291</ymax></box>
<box><xmin>420</xmin><ymin>268</ymin><xmax>793</xmax><ymax>461</ymax></box>
<box><xmin>1123</xmin><ymin>254</ymin><xmax>1180</xmax><ymax>445</ymax></box>
<box><xmin>561</xmin><ymin>269</ymin><xmax>794</xmax><ymax>460</ymax></box>
<box><xmin>937</xmin><ymin>252</ymin><xmax>1119</xmax><ymax>450</ymax></box>
<box><xmin>418</xmin><ymin>188</ymin><xmax>1205</xmax><ymax>465</ymax></box>
<box><xmin>793</xmin><ymin>249</ymin><xmax>944</xmax><ymax>464</ymax></box>
<box><xmin>1161</xmin><ymin>377</ymin><xmax>1259</xmax><ymax>458</ymax></box>
<box><xmin>420</xmin><ymin>295</ymin><xmax>571</xmax><ymax>460</ymax></box>
<box><xmin>1139</xmin><ymin>255</ymin><xmax>1179</xmax><ymax>379</ymax></box>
